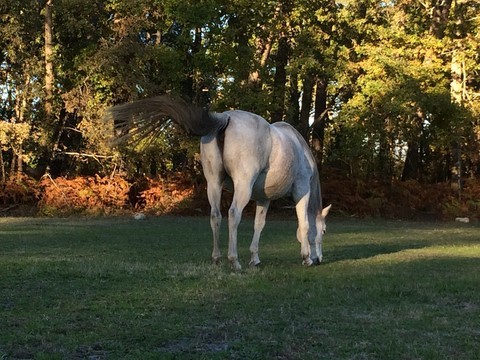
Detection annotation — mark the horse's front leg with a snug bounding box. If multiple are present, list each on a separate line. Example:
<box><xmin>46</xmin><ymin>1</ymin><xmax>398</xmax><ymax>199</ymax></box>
<box><xmin>315</xmin><ymin>238</ymin><xmax>322</xmax><ymax>264</ymax></box>
<box><xmin>294</xmin><ymin>190</ymin><xmax>320</xmax><ymax>266</ymax></box>
<box><xmin>315</xmin><ymin>204</ymin><xmax>332</xmax><ymax>264</ymax></box>
<box><xmin>314</xmin><ymin>219</ymin><xmax>324</xmax><ymax>264</ymax></box>
<box><xmin>249</xmin><ymin>200</ymin><xmax>270</xmax><ymax>267</ymax></box>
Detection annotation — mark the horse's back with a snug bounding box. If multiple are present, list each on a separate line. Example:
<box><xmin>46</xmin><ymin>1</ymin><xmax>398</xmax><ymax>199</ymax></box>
<box><xmin>271</xmin><ymin>122</ymin><xmax>315</xmax><ymax>171</ymax></box>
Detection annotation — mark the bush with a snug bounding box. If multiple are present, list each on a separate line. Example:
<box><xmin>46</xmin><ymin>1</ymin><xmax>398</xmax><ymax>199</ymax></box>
<box><xmin>3</xmin><ymin>172</ymin><xmax>479</xmax><ymax>221</ymax></box>
<box><xmin>0</xmin><ymin>175</ymin><xmax>40</xmax><ymax>207</ymax></box>
<box><xmin>38</xmin><ymin>175</ymin><xmax>130</xmax><ymax>216</ymax></box>
<box><xmin>133</xmin><ymin>174</ymin><xmax>198</xmax><ymax>215</ymax></box>
<box><xmin>322</xmin><ymin>171</ymin><xmax>480</xmax><ymax>220</ymax></box>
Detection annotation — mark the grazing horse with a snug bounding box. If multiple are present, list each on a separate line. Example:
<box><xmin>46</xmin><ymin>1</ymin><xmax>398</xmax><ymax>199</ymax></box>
<box><xmin>109</xmin><ymin>96</ymin><xmax>331</xmax><ymax>270</ymax></box>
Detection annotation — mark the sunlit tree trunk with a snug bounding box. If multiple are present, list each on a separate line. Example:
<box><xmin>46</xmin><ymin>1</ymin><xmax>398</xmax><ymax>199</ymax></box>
<box><xmin>248</xmin><ymin>3</ymin><xmax>281</xmax><ymax>85</ymax></box>
<box><xmin>44</xmin><ymin>0</ymin><xmax>54</xmax><ymax>119</ymax></box>
<box><xmin>43</xmin><ymin>0</ymin><xmax>56</xmax><ymax>175</ymax></box>
<box><xmin>12</xmin><ymin>70</ymin><xmax>30</xmax><ymax>180</ymax></box>
<box><xmin>248</xmin><ymin>38</ymin><xmax>272</xmax><ymax>84</ymax></box>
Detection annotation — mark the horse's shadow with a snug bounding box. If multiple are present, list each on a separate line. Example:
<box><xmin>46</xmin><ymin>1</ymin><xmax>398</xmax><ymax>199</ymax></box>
<box><xmin>326</xmin><ymin>242</ymin><xmax>426</xmax><ymax>263</ymax></box>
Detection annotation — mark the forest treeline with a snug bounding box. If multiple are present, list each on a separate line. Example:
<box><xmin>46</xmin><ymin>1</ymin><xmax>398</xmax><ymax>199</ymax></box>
<box><xmin>1</xmin><ymin>0</ymin><xmax>480</xmax><ymax>217</ymax></box>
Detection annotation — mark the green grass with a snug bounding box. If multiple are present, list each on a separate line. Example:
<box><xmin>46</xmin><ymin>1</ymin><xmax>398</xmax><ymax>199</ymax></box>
<box><xmin>0</xmin><ymin>216</ymin><xmax>479</xmax><ymax>359</ymax></box>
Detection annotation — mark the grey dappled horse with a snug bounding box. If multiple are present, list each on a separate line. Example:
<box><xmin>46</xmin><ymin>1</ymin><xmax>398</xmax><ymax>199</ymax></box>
<box><xmin>110</xmin><ymin>96</ymin><xmax>331</xmax><ymax>270</ymax></box>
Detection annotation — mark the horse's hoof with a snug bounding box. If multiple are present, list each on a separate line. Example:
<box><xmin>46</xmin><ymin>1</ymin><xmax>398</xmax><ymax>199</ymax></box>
<box><xmin>212</xmin><ymin>257</ymin><xmax>221</xmax><ymax>266</ymax></box>
<box><xmin>302</xmin><ymin>257</ymin><xmax>313</xmax><ymax>266</ymax></box>
<box><xmin>249</xmin><ymin>259</ymin><xmax>261</xmax><ymax>267</ymax></box>
<box><xmin>230</xmin><ymin>260</ymin><xmax>242</xmax><ymax>271</ymax></box>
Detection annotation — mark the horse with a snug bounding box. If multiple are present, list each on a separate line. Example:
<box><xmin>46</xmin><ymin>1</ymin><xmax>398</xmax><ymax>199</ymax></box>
<box><xmin>109</xmin><ymin>95</ymin><xmax>331</xmax><ymax>270</ymax></box>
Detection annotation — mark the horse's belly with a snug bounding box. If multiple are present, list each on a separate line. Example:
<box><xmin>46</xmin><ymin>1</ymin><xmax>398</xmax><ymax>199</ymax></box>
<box><xmin>251</xmin><ymin>132</ymin><xmax>297</xmax><ymax>200</ymax></box>
<box><xmin>251</xmin><ymin>170</ymin><xmax>293</xmax><ymax>200</ymax></box>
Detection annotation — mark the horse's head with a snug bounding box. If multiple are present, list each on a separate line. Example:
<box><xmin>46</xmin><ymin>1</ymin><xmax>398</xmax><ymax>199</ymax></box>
<box><xmin>315</xmin><ymin>204</ymin><xmax>332</xmax><ymax>263</ymax></box>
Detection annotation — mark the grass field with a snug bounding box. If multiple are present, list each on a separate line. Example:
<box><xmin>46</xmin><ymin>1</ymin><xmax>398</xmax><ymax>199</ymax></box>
<box><xmin>0</xmin><ymin>215</ymin><xmax>479</xmax><ymax>359</ymax></box>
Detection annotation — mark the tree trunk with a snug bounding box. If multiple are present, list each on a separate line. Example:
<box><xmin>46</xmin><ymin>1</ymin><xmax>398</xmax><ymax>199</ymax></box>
<box><xmin>44</xmin><ymin>0</ymin><xmax>54</xmax><ymax>119</ymax></box>
<box><xmin>450</xmin><ymin>43</ymin><xmax>464</xmax><ymax>198</ymax></box>
<box><xmin>17</xmin><ymin>145</ymin><xmax>23</xmax><ymax>179</ymax></box>
<box><xmin>449</xmin><ymin>1</ymin><xmax>469</xmax><ymax>197</ymax></box>
<box><xmin>450</xmin><ymin>47</ymin><xmax>463</xmax><ymax>106</ymax></box>
<box><xmin>286</xmin><ymin>72</ymin><xmax>300</xmax><ymax>125</ymax></box>
<box><xmin>271</xmin><ymin>36</ymin><xmax>289</xmax><ymax>123</ymax></box>
<box><xmin>182</xmin><ymin>27</ymin><xmax>202</xmax><ymax>102</ymax></box>
<box><xmin>377</xmin><ymin>126</ymin><xmax>391</xmax><ymax>181</ymax></box>
<box><xmin>11</xmin><ymin>71</ymin><xmax>30</xmax><ymax>179</ymax></box>
<box><xmin>312</xmin><ymin>78</ymin><xmax>329</xmax><ymax>169</ymax></box>
<box><xmin>270</xmin><ymin>0</ymin><xmax>292</xmax><ymax>123</ymax></box>
<box><xmin>9</xmin><ymin>153</ymin><xmax>17</xmax><ymax>181</ymax></box>
<box><xmin>401</xmin><ymin>141</ymin><xmax>420</xmax><ymax>181</ymax></box>
<box><xmin>0</xmin><ymin>151</ymin><xmax>5</xmax><ymax>183</ymax></box>
<box><xmin>43</xmin><ymin>0</ymin><xmax>56</xmax><ymax>176</ymax></box>
<box><xmin>248</xmin><ymin>38</ymin><xmax>273</xmax><ymax>84</ymax></box>
<box><xmin>430</xmin><ymin>0</ymin><xmax>452</xmax><ymax>38</ymax></box>
<box><xmin>298</xmin><ymin>74</ymin><xmax>314</xmax><ymax>139</ymax></box>
<box><xmin>402</xmin><ymin>0</ymin><xmax>453</xmax><ymax>182</ymax></box>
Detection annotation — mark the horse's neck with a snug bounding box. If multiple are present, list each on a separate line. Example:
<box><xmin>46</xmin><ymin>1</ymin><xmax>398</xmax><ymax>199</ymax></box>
<box><xmin>309</xmin><ymin>168</ymin><xmax>322</xmax><ymax>215</ymax></box>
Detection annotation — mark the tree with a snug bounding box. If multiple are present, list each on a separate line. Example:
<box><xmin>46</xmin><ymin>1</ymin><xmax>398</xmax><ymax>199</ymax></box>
<box><xmin>1</xmin><ymin>0</ymin><xmax>45</xmax><ymax>179</ymax></box>
<box><xmin>327</xmin><ymin>0</ymin><xmax>479</xmax><ymax>182</ymax></box>
<box><xmin>44</xmin><ymin>0</ymin><xmax>54</xmax><ymax>119</ymax></box>
<box><xmin>0</xmin><ymin>0</ymin><xmax>478</xmax><ymax>184</ymax></box>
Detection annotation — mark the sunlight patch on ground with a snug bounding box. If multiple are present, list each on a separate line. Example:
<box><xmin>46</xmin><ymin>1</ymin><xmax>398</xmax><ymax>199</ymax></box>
<box><xmin>342</xmin><ymin>244</ymin><xmax>480</xmax><ymax>266</ymax></box>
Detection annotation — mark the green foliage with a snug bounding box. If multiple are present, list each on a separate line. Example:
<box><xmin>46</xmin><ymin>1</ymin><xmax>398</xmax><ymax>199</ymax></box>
<box><xmin>0</xmin><ymin>0</ymin><xmax>479</xmax><ymax>183</ymax></box>
<box><xmin>0</xmin><ymin>122</ymin><xmax>30</xmax><ymax>152</ymax></box>
<box><xmin>329</xmin><ymin>0</ymin><xmax>479</xmax><ymax>180</ymax></box>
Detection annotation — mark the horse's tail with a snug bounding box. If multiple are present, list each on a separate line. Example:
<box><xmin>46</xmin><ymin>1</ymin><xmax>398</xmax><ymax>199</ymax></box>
<box><xmin>107</xmin><ymin>95</ymin><xmax>229</xmax><ymax>142</ymax></box>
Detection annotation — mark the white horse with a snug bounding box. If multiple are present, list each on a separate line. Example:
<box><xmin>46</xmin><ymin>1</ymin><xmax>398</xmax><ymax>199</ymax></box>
<box><xmin>110</xmin><ymin>96</ymin><xmax>331</xmax><ymax>270</ymax></box>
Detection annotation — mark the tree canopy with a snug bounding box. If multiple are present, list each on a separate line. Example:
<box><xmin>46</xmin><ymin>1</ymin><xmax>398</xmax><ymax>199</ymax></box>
<box><xmin>1</xmin><ymin>0</ymin><xmax>479</xmax><ymax>184</ymax></box>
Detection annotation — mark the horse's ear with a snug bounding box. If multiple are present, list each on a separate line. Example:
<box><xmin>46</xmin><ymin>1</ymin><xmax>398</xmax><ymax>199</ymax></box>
<box><xmin>321</xmin><ymin>204</ymin><xmax>332</xmax><ymax>218</ymax></box>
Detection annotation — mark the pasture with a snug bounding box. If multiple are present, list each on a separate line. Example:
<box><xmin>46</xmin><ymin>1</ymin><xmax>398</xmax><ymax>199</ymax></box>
<box><xmin>0</xmin><ymin>216</ymin><xmax>479</xmax><ymax>359</ymax></box>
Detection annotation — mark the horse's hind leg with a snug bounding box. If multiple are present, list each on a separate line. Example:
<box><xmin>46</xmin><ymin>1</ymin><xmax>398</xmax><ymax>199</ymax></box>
<box><xmin>207</xmin><ymin>180</ymin><xmax>223</xmax><ymax>264</ymax></box>
<box><xmin>201</xmin><ymin>135</ymin><xmax>225</xmax><ymax>265</ymax></box>
<box><xmin>228</xmin><ymin>181</ymin><xmax>253</xmax><ymax>271</ymax></box>
<box><xmin>249</xmin><ymin>200</ymin><xmax>270</xmax><ymax>267</ymax></box>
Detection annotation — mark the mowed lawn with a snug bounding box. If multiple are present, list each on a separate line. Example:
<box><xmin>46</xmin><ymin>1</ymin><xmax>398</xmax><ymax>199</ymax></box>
<box><xmin>0</xmin><ymin>215</ymin><xmax>479</xmax><ymax>359</ymax></box>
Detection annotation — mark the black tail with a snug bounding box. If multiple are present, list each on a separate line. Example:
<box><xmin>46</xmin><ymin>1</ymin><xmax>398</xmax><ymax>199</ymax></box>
<box><xmin>107</xmin><ymin>95</ymin><xmax>229</xmax><ymax>143</ymax></box>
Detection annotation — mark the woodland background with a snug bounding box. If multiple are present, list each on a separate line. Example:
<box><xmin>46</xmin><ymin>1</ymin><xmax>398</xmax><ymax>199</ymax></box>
<box><xmin>1</xmin><ymin>0</ymin><xmax>479</xmax><ymax>219</ymax></box>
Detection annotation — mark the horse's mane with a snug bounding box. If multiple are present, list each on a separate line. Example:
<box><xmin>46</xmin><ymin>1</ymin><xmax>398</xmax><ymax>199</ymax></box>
<box><xmin>309</xmin><ymin>165</ymin><xmax>323</xmax><ymax>216</ymax></box>
<box><xmin>283</xmin><ymin>124</ymin><xmax>323</xmax><ymax>216</ymax></box>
